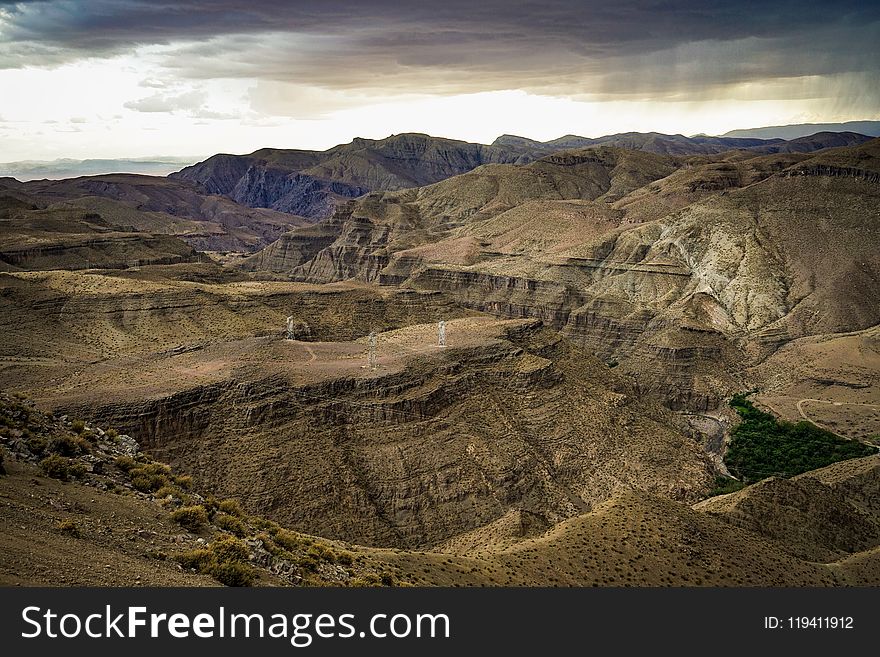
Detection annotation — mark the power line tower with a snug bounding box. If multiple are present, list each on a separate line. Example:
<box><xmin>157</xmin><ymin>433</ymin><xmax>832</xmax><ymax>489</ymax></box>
<box><xmin>368</xmin><ymin>331</ymin><xmax>377</xmax><ymax>371</ymax></box>
<box><xmin>438</xmin><ymin>320</ymin><xmax>446</xmax><ymax>347</ymax></box>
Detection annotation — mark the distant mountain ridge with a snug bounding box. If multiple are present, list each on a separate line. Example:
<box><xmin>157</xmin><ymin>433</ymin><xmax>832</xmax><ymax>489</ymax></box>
<box><xmin>171</xmin><ymin>133</ymin><xmax>535</xmax><ymax>219</ymax></box>
<box><xmin>493</xmin><ymin>131</ymin><xmax>780</xmax><ymax>155</ymax></box>
<box><xmin>723</xmin><ymin>120</ymin><xmax>880</xmax><ymax>140</ymax></box>
<box><xmin>494</xmin><ymin>130</ymin><xmax>872</xmax><ymax>156</ymax></box>
<box><xmin>0</xmin><ymin>157</ymin><xmax>200</xmax><ymax>182</ymax></box>
<box><xmin>174</xmin><ymin>130</ymin><xmax>873</xmax><ymax>221</ymax></box>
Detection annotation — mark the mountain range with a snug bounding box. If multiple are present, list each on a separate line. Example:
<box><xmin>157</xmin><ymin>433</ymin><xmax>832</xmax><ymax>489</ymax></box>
<box><xmin>0</xmin><ymin>157</ymin><xmax>200</xmax><ymax>182</ymax></box>
<box><xmin>723</xmin><ymin>120</ymin><xmax>880</xmax><ymax>140</ymax></box>
<box><xmin>171</xmin><ymin>130</ymin><xmax>873</xmax><ymax>221</ymax></box>
<box><xmin>1</xmin><ymin>126</ymin><xmax>879</xmax><ymax>587</ymax></box>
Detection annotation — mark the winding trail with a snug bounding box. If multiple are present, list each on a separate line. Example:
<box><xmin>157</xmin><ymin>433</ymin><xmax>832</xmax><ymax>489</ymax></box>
<box><xmin>796</xmin><ymin>398</ymin><xmax>880</xmax><ymax>435</ymax></box>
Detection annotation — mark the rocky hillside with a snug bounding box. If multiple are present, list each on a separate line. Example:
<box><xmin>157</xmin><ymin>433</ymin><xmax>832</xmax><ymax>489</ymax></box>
<box><xmin>0</xmin><ymin>196</ymin><xmax>206</xmax><ymax>272</ymax></box>
<box><xmin>3</xmin><ymin>389</ymin><xmax>878</xmax><ymax>586</ymax></box>
<box><xmin>242</xmin><ymin>139</ymin><xmax>880</xmax><ymax>413</ymax></box>
<box><xmin>171</xmin><ymin>133</ymin><xmax>537</xmax><ymax>219</ymax></box>
<box><xmin>171</xmin><ymin>131</ymin><xmax>871</xmax><ymax>223</ymax></box>
<box><xmin>0</xmin><ymin>391</ymin><xmax>423</xmax><ymax>586</ymax></box>
<box><xmin>6</xmin><ymin>174</ymin><xmax>307</xmax><ymax>252</ymax></box>
<box><xmin>0</xmin><ymin>263</ymin><xmax>720</xmax><ymax>550</ymax></box>
<box><xmin>696</xmin><ymin>456</ymin><xmax>880</xmax><ymax>563</ymax></box>
<box><xmin>0</xmin><ymin>273</ymin><xmax>715</xmax><ymax>548</ymax></box>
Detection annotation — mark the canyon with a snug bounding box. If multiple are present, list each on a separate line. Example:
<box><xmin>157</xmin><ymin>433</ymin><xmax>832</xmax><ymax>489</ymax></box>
<box><xmin>1</xmin><ymin>131</ymin><xmax>879</xmax><ymax>585</ymax></box>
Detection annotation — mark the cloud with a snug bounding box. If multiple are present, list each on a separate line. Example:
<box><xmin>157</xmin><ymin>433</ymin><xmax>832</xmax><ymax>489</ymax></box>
<box><xmin>189</xmin><ymin>108</ymin><xmax>239</xmax><ymax>120</ymax></box>
<box><xmin>0</xmin><ymin>0</ymin><xmax>878</xmax><ymax>149</ymax></box>
<box><xmin>138</xmin><ymin>76</ymin><xmax>169</xmax><ymax>88</ymax></box>
<box><xmin>123</xmin><ymin>89</ymin><xmax>205</xmax><ymax>112</ymax></box>
<box><xmin>1</xmin><ymin>2</ymin><xmax>877</xmax><ymax>96</ymax></box>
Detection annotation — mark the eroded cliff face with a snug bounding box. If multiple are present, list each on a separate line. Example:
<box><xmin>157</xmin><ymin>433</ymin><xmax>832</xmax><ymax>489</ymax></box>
<box><xmin>0</xmin><ymin>201</ymin><xmax>208</xmax><ymax>272</ymax></box>
<box><xmin>241</xmin><ymin>142</ymin><xmax>880</xmax><ymax>411</ymax></box>
<box><xmin>51</xmin><ymin>321</ymin><xmax>713</xmax><ymax>549</ymax></box>
<box><xmin>0</xmin><ymin>265</ymin><xmax>717</xmax><ymax>550</ymax></box>
<box><xmin>171</xmin><ymin>134</ymin><xmax>538</xmax><ymax>221</ymax></box>
<box><xmin>0</xmin><ymin>270</ymin><xmax>475</xmax><ymax>365</ymax></box>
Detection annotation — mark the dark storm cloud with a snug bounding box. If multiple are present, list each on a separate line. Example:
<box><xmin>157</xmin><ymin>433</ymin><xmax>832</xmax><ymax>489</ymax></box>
<box><xmin>1</xmin><ymin>0</ymin><xmax>878</xmax><ymax>99</ymax></box>
<box><xmin>1</xmin><ymin>1</ymin><xmax>876</xmax><ymax>54</ymax></box>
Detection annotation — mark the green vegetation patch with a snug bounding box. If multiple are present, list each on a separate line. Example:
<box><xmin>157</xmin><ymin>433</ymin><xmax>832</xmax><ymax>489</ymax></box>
<box><xmin>725</xmin><ymin>393</ymin><xmax>875</xmax><ymax>483</ymax></box>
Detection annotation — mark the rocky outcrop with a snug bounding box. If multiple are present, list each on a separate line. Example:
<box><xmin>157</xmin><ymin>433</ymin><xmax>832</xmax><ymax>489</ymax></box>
<box><xmin>0</xmin><ymin>271</ymin><xmax>475</xmax><ymax>363</ymax></box>
<box><xmin>783</xmin><ymin>164</ymin><xmax>880</xmax><ymax>183</ymax></box>
<box><xmin>0</xmin><ymin>200</ymin><xmax>207</xmax><ymax>272</ymax></box>
<box><xmin>239</xmin><ymin>222</ymin><xmax>342</xmax><ymax>272</ymax></box>
<box><xmin>228</xmin><ymin>166</ymin><xmax>368</xmax><ymax>217</ymax></box>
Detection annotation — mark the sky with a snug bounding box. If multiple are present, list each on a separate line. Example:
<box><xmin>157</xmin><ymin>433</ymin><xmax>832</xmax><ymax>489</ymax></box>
<box><xmin>0</xmin><ymin>0</ymin><xmax>878</xmax><ymax>160</ymax></box>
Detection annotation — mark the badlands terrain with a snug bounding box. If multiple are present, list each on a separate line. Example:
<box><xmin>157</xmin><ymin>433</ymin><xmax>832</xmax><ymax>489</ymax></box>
<box><xmin>1</xmin><ymin>130</ymin><xmax>879</xmax><ymax>586</ymax></box>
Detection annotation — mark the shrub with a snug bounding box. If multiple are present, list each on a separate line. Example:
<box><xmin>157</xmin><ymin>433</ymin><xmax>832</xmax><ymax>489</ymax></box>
<box><xmin>139</xmin><ymin>462</ymin><xmax>171</xmax><ymax>476</ymax></box>
<box><xmin>210</xmin><ymin>536</ymin><xmax>249</xmax><ymax>564</ymax></box>
<box><xmin>273</xmin><ymin>529</ymin><xmax>306</xmax><ymax>551</ymax></box>
<box><xmin>129</xmin><ymin>462</ymin><xmax>172</xmax><ymax>493</ymax></box>
<box><xmin>218</xmin><ymin>498</ymin><xmax>243</xmax><ymax>517</ymax></box>
<box><xmin>213</xmin><ymin>513</ymin><xmax>247</xmax><ymax>537</ymax></box>
<box><xmin>202</xmin><ymin>496</ymin><xmax>219</xmax><ymax>517</ymax></box>
<box><xmin>49</xmin><ymin>434</ymin><xmax>82</xmax><ymax>456</ymax></box>
<box><xmin>707</xmin><ymin>476</ymin><xmax>747</xmax><ymax>497</ymax></box>
<box><xmin>212</xmin><ymin>561</ymin><xmax>256</xmax><ymax>587</ymax></box>
<box><xmin>0</xmin><ymin>447</ymin><xmax>5</xmax><ymax>475</ymax></box>
<box><xmin>350</xmin><ymin>573</ymin><xmax>382</xmax><ymax>587</ymax></box>
<box><xmin>70</xmin><ymin>419</ymin><xmax>85</xmax><ymax>434</ymax></box>
<box><xmin>73</xmin><ymin>435</ymin><xmax>93</xmax><ymax>452</ymax></box>
<box><xmin>155</xmin><ymin>485</ymin><xmax>176</xmax><ymax>498</ymax></box>
<box><xmin>40</xmin><ymin>454</ymin><xmax>71</xmax><ymax>480</ymax></box>
<box><xmin>174</xmin><ymin>537</ymin><xmax>255</xmax><ymax>587</ymax></box>
<box><xmin>176</xmin><ymin>548</ymin><xmax>212</xmax><ymax>572</ymax></box>
<box><xmin>57</xmin><ymin>519</ymin><xmax>80</xmax><ymax>537</ymax></box>
<box><xmin>26</xmin><ymin>434</ymin><xmax>47</xmax><ymax>455</ymax></box>
<box><xmin>298</xmin><ymin>554</ymin><xmax>319</xmax><ymax>572</ymax></box>
<box><xmin>171</xmin><ymin>505</ymin><xmax>209</xmax><ymax>531</ymax></box>
<box><xmin>252</xmin><ymin>517</ymin><xmax>281</xmax><ymax>534</ymax></box>
<box><xmin>154</xmin><ymin>485</ymin><xmax>186</xmax><ymax>503</ymax></box>
<box><xmin>68</xmin><ymin>461</ymin><xmax>87</xmax><ymax>478</ymax></box>
<box><xmin>114</xmin><ymin>455</ymin><xmax>137</xmax><ymax>472</ymax></box>
<box><xmin>307</xmin><ymin>543</ymin><xmax>337</xmax><ymax>562</ymax></box>
<box><xmin>173</xmin><ymin>474</ymin><xmax>193</xmax><ymax>490</ymax></box>
<box><xmin>131</xmin><ymin>472</ymin><xmax>169</xmax><ymax>493</ymax></box>
<box><xmin>105</xmin><ymin>428</ymin><xmax>119</xmax><ymax>439</ymax></box>
<box><xmin>254</xmin><ymin>532</ymin><xmax>284</xmax><ymax>556</ymax></box>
